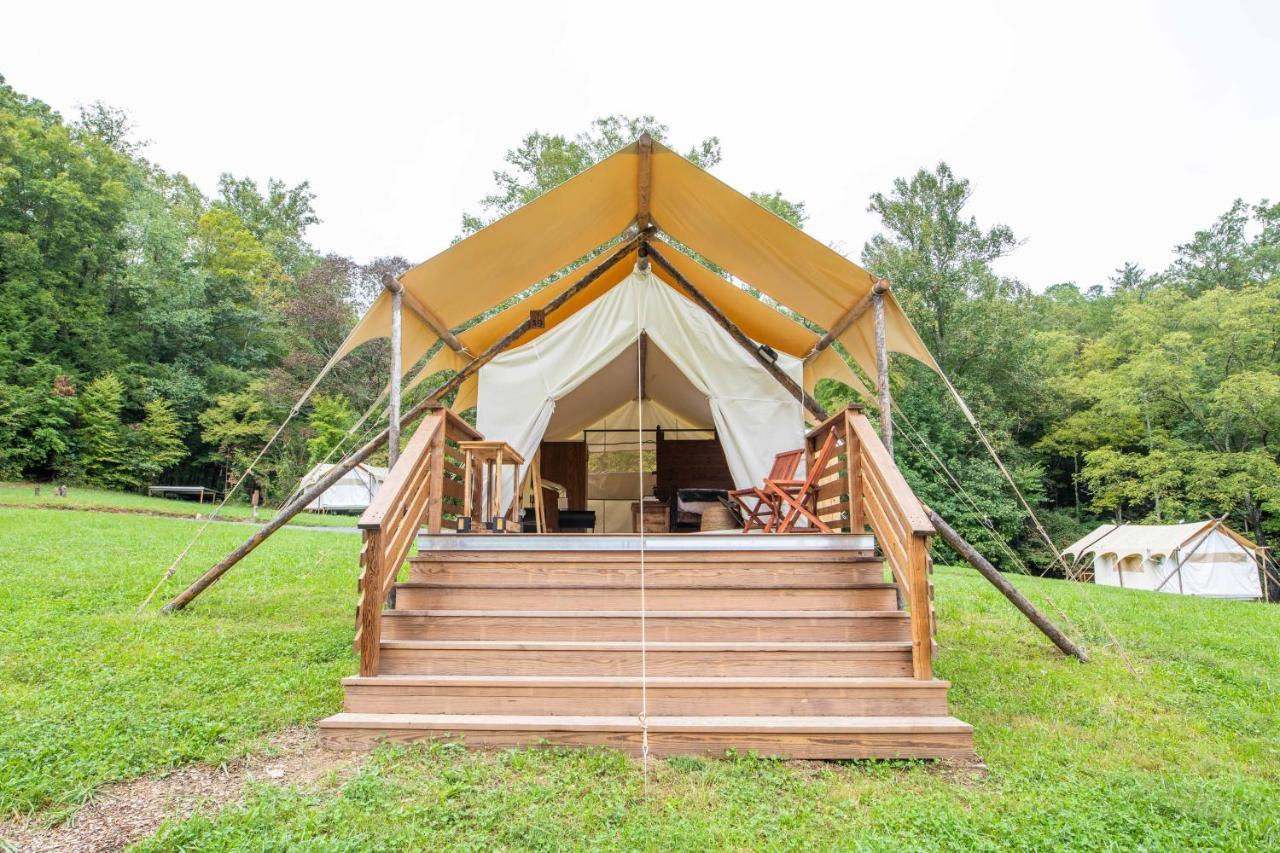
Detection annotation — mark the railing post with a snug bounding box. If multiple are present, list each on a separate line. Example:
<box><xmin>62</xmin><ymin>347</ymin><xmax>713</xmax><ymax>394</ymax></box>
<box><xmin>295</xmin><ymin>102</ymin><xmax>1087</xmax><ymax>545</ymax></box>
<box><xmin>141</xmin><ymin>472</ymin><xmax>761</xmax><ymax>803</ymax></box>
<box><xmin>426</xmin><ymin>425</ymin><xmax>446</xmax><ymax>534</ymax></box>
<box><xmin>908</xmin><ymin>534</ymin><xmax>934</xmax><ymax>679</ymax></box>
<box><xmin>844</xmin><ymin>410</ymin><xmax>865</xmax><ymax>532</ymax></box>
<box><xmin>358</xmin><ymin>530</ymin><xmax>384</xmax><ymax>677</ymax></box>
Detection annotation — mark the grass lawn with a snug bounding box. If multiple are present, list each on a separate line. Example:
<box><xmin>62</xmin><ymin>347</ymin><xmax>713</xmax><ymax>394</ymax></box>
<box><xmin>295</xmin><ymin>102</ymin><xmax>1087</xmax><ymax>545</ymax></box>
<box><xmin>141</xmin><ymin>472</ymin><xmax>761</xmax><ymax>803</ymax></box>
<box><xmin>0</xmin><ymin>481</ymin><xmax>359</xmax><ymax>527</ymax></box>
<box><xmin>2</xmin><ymin>505</ymin><xmax>1277</xmax><ymax>849</ymax></box>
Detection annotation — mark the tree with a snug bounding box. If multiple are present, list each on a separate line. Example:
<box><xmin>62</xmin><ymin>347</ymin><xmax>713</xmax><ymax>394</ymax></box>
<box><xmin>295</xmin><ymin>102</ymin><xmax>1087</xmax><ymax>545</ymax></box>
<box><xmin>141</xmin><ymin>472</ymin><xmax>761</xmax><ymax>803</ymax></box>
<box><xmin>198</xmin><ymin>383</ymin><xmax>277</xmax><ymax>493</ymax></box>
<box><xmin>306</xmin><ymin>393</ymin><xmax>357</xmax><ymax>463</ymax></box>
<box><xmin>863</xmin><ymin>163</ymin><xmax>1019</xmax><ymax>372</ymax></box>
<box><xmin>750</xmin><ymin>191</ymin><xmax>807</xmax><ymax>229</ymax></box>
<box><xmin>130</xmin><ymin>397</ymin><xmax>187</xmax><ymax>482</ymax></box>
<box><xmin>77</xmin><ymin>374</ymin><xmax>131</xmax><ymax>488</ymax></box>
<box><xmin>1168</xmin><ymin>199</ymin><xmax>1280</xmax><ymax>293</ymax></box>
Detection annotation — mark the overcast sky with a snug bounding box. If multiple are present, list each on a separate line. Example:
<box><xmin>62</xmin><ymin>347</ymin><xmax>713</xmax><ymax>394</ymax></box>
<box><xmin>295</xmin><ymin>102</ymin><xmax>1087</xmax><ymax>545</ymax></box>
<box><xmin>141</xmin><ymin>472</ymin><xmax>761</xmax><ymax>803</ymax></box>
<box><xmin>3</xmin><ymin>1</ymin><xmax>1277</xmax><ymax>291</ymax></box>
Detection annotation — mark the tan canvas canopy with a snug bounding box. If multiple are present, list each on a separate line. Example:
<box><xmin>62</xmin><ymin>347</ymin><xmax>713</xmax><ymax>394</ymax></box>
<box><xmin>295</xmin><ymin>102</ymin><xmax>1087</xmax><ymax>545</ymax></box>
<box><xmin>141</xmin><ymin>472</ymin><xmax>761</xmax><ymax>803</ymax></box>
<box><xmin>332</xmin><ymin>138</ymin><xmax>936</xmax><ymax>407</ymax></box>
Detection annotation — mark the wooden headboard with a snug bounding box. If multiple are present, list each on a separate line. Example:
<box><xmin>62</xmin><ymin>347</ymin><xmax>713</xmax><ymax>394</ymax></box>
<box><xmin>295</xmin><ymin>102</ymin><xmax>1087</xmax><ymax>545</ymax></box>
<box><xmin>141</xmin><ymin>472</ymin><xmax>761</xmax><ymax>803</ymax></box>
<box><xmin>654</xmin><ymin>430</ymin><xmax>733</xmax><ymax>502</ymax></box>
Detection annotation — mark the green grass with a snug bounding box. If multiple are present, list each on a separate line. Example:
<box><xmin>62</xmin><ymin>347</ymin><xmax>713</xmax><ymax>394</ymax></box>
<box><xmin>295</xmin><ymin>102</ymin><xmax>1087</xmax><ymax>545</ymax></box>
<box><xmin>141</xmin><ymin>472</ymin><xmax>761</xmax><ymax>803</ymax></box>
<box><xmin>0</xmin><ymin>506</ymin><xmax>359</xmax><ymax>820</ymax></box>
<box><xmin>0</xmin><ymin>481</ymin><xmax>359</xmax><ymax>527</ymax></box>
<box><xmin>2</xmin><ymin>506</ymin><xmax>1278</xmax><ymax>849</ymax></box>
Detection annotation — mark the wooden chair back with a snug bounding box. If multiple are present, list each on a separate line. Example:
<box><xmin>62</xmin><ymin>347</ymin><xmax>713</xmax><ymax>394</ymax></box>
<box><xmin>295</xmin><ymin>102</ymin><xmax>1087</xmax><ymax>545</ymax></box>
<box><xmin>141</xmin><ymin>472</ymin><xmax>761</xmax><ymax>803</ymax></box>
<box><xmin>768</xmin><ymin>448</ymin><xmax>805</xmax><ymax>481</ymax></box>
<box><xmin>773</xmin><ymin>430</ymin><xmax>841</xmax><ymax>533</ymax></box>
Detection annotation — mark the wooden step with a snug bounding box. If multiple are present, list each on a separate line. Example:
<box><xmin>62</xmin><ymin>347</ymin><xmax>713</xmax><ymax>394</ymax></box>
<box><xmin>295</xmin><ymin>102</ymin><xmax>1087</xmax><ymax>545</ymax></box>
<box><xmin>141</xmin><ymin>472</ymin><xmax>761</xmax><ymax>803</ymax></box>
<box><xmin>376</xmin><ymin>640</ymin><xmax>913</xmax><ymax>677</ymax></box>
<box><xmin>408</xmin><ymin>552</ymin><xmax>886</xmax><ymax>587</ymax></box>
<box><xmin>392</xmin><ymin>583</ymin><xmax>900</xmax><ymax>611</ymax></box>
<box><xmin>342</xmin><ymin>675</ymin><xmax>952</xmax><ymax>716</ymax></box>
<box><xmin>379</xmin><ymin>610</ymin><xmax>911</xmax><ymax>642</ymax></box>
<box><xmin>318</xmin><ymin>712</ymin><xmax>975</xmax><ymax>758</ymax></box>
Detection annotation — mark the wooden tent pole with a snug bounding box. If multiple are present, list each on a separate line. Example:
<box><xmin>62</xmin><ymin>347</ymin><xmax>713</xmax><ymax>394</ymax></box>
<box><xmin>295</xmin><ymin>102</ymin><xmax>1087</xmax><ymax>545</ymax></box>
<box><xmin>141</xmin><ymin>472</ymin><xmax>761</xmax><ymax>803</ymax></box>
<box><xmin>381</xmin><ymin>273</ymin><xmax>470</xmax><ymax>356</ymax></box>
<box><xmin>636</xmin><ymin>132</ymin><xmax>653</xmax><ymax>230</ymax></box>
<box><xmin>928</xmin><ymin>508</ymin><xmax>1089</xmax><ymax>662</ymax></box>
<box><xmin>386</xmin><ymin>280</ymin><xmax>403</xmax><ymax>467</ymax></box>
<box><xmin>803</xmin><ymin>280</ymin><xmax>884</xmax><ymax>364</ymax></box>
<box><xmin>873</xmin><ymin>283</ymin><xmax>893</xmax><ymax>455</ymax></box>
<box><xmin>644</xmin><ymin>241</ymin><xmax>829</xmax><ymax>422</ymax></box>
<box><xmin>161</xmin><ymin>232</ymin><xmax>646</xmax><ymax>614</ymax></box>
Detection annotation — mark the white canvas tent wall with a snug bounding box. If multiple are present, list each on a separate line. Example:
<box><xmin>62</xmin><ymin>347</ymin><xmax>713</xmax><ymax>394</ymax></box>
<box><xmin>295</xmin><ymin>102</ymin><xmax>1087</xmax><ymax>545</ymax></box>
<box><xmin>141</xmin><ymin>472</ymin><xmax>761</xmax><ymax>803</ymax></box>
<box><xmin>1063</xmin><ymin>521</ymin><xmax>1262</xmax><ymax>599</ymax></box>
<box><xmin>477</xmin><ymin>265</ymin><xmax>806</xmax><ymax>516</ymax></box>
<box><xmin>298</xmin><ymin>463</ymin><xmax>387</xmax><ymax>513</ymax></box>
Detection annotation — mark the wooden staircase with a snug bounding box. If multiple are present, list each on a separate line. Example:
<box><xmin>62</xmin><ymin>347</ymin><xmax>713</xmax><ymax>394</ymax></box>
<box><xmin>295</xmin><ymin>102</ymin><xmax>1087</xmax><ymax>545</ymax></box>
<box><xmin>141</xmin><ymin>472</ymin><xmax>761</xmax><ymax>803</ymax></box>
<box><xmin>320</xmin><ymin>541</ymin><xmax>972</xmax><ymax>757</ymax></box>
<box><xmin>318</xmin><ymin>406</ymin><xmax>973</xmax><ymax>759</ymax></box>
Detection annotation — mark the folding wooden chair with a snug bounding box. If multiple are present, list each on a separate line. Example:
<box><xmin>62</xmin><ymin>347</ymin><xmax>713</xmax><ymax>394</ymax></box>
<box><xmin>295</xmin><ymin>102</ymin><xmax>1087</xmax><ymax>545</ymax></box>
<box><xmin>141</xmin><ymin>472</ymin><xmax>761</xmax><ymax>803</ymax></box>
<box><xmin>765</xmin><ymin>430</ymin><xmax>840</xmax><ymax>534</ymax></box>
<box><xmin>728</xmin><ymin>448</ymin><xmax>805</xmax><ymax>532</ymax></box>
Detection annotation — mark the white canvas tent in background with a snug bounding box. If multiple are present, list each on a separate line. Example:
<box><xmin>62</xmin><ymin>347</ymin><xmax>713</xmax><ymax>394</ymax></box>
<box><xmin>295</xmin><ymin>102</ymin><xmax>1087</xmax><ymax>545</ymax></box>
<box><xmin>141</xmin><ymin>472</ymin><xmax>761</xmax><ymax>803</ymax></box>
<box><xmin>477</xmin><ymin>265</ymin><xmax>806</xmax><ymax>495</ymax></box>
<box><xmin>1063</xmin><ymin>521</ymin><xmax>1264</xmax><ymax>599</ymax></box>
<box><xmin>298</xmin><ymin>462</ymin><xmax>387</xmax><ymax>513</ymax></box>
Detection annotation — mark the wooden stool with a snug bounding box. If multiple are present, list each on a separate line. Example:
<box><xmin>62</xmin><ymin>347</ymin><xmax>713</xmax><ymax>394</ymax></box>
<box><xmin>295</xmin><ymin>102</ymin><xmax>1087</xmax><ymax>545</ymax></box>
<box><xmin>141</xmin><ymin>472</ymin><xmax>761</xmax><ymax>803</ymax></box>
<box><xmin>459</xmin><ymin>441</ymin><xmax>525</xmax><ymax>533</ymax></box>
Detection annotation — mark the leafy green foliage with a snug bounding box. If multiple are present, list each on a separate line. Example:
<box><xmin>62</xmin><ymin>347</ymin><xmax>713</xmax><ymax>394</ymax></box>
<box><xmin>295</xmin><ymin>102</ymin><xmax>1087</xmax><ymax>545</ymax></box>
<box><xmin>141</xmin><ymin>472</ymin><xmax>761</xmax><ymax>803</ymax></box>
<box><xmin>76</xmin><ymin>374</ymin><xmax>132</xmax><ymax>488</ymax></box>
<box><xmin>306</xmin><ymin>393</ymin><xmax>357</xmax><ymax>464</ymax></box>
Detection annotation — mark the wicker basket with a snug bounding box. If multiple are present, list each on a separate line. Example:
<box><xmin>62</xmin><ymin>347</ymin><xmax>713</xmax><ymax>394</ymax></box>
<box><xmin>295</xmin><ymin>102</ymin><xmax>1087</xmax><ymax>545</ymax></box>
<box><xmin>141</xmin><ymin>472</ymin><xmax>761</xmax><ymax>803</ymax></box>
<box><xmin>699</xmin><ymin>503</ymin><xmax>738</xmax><ymax>532</ymax></box>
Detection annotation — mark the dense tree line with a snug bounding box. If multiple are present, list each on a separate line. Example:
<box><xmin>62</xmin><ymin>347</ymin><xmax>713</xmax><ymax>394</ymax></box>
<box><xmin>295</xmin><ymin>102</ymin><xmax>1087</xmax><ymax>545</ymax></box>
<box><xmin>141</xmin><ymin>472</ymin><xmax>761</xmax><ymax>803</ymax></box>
<box><xmin>0</xmin><ymin>77</ymin><xmax>393</xmax><ymax>498</ymax></box>
<box><xmin>2</xmin><ymin>77</ymin><xmax>1276</xmax><ymax>569</ymax></box>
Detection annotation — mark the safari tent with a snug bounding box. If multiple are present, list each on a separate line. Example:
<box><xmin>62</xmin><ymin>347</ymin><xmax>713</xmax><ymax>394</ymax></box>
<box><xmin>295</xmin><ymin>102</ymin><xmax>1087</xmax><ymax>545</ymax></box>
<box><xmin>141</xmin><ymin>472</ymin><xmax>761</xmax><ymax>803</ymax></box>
<box><xmin>297</xmin><ymin>462</ymin><xmax>387</xmax><ymax>513</ymax></box>
<box><xmin>1063</xmin><ymin>521</ymin><xmax>1264</xmax><ymax>599</ymax></box>
<box><xmin>171</xmin><ymin>134</ymin><xmax>1087</xmax><ymax>760</ymax></box>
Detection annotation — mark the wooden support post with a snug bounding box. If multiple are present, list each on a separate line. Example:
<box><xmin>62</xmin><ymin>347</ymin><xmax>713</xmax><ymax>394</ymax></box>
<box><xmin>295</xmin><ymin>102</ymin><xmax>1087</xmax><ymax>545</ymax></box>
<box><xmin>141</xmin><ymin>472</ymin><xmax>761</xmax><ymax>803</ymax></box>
<box><xmin>382</xmin><ymin>274</ymin><xmax>470</xmax><ymax>356</ymax></box>
<box><xmin>387</xmin><ymin>281</ymin><xmax>403</xmax><ymax>468</ymax></box>
<box><xmin>645</xmin><ymin>241</ymin><xmax>829</xmax><ymax>422</ymax></box>
<box><xmin>161</xmin><ymin>231</ymin><xmax>646</xmax><ymax>613</ymax></box>
<box><xmin>928</xmin><ymin>507</ymin><xmax>1090</xmax><ymax>663</ymax></box>
<box><xmin>872</xmin><ymin>282</ymin><xmax>893</xmax><ymax>455</ymax></box>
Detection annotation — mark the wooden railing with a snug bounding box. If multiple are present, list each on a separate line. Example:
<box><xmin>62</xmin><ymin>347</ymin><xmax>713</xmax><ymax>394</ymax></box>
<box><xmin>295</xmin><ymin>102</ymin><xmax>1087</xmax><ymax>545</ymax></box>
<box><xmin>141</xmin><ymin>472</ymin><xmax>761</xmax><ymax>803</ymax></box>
<box><xmin>806</xmin><ymin>405</ymin><xmax>936</xmax><ymax>679</ymax></box>
<box><xmin>355</xmin><ymin>407</ymin><xmax>482</xmax><ymax>676</ymax></box>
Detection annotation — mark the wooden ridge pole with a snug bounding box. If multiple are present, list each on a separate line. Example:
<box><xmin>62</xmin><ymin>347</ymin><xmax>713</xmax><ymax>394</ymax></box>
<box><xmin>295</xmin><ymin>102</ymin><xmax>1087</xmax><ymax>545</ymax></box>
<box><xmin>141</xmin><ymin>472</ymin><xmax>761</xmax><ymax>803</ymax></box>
<box><xmin>636</xmin><ymin>132</ymin><xmax>653</xmax><ymax>231</ymax></box>
<box><xmin>644</xmin><ymin>241</ymin><xmax>829</xmax><ymax>422</ymax></box>
<box><xmin>161</xmin><ymin>232</ymin><xmax>647</xmax><ymax>613</ymax></box>
<box><xmin>927</xmin><ymin>507</ymin><xmax>1089</xmax><ymax>662</ymax></box>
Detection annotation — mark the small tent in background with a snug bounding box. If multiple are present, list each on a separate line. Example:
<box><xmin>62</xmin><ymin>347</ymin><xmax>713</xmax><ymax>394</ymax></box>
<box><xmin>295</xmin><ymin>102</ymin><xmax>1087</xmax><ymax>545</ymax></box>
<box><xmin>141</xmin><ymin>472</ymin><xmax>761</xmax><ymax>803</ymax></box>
<box><xmin>1063</xmin><ymin>520</ymin><xmax>1265</xmax><ymax>600</ymax></box>
<box><xmin>296</xmin><ymin>463</ymin><xmax>387</xmax><ymax>514</ymax></box>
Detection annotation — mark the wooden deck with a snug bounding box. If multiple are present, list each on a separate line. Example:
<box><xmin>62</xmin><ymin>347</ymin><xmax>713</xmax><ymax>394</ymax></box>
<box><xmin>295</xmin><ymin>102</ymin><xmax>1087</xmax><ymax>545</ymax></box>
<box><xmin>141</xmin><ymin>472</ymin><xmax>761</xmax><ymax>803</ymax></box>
<box><xmin>320</xmin><ymin>538</ymin><xmax>972</xmax><ymax>758</ymax></box>
<box><xmin>320</xmin><ymin>406</ymin><xmax>972</xmax><ymax>759</ymax></box>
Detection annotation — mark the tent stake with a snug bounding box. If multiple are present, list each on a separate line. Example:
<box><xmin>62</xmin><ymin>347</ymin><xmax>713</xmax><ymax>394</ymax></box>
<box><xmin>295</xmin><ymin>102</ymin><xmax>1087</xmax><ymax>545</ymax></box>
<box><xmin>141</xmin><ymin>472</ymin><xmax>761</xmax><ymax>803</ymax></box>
<box><xmin>160</xmin><ymin>232</ymin><xmax>647</xmax><ymax>614</ymax></box>
<box><xmin>927</xmin><ymin>508</ymin><xmax>1089</xmax><ymax>662</ymax></box>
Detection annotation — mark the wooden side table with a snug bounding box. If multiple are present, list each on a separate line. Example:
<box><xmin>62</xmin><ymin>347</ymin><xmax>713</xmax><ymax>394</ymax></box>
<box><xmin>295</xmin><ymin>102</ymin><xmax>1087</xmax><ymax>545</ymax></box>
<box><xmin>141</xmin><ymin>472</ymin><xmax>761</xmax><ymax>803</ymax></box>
<box><xmin>458</xmin><ymin>441</ymin><xmax>529</xmax><ymax>533</ymax></box>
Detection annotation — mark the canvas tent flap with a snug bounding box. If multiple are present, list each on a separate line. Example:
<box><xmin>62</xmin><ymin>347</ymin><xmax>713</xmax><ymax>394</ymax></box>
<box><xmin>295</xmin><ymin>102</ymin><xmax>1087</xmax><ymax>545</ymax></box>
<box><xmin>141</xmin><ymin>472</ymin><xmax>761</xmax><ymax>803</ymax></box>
<box><xmin>648</xmin><ymin>142</ymin><xmax>940</xmax><ymax>375</ymax></box>
<box><xmin>806</xmin><ymin>345</ymin><xmax>872</xmax><ymax>403</ymax></box>
<box><xmin>333</xmin><ymin>289</ymin><xmax>440</xmax><ymax>375</ymax></box>
<box><xmin>332</xmin><ymin>137</ymin><xmax>941</xmax><ymax>396</ymax></box>
<box><xmin>476</xmin><ymin>266</ymin><xmax>805</xmax><ymax>490</ymax></box>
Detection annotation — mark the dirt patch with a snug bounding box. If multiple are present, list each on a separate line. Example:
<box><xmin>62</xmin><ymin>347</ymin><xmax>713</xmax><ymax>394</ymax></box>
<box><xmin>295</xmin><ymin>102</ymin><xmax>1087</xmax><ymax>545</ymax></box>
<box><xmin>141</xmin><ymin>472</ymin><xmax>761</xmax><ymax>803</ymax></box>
<box><xmin>13</xmin><ymin>501</ymin><xmax>259</xmax><ymax>523</ymax></box>
<box><xmin>0</xmin><ymin>728</ymin><xmax>362</xmax><ymax>853</ymax></box>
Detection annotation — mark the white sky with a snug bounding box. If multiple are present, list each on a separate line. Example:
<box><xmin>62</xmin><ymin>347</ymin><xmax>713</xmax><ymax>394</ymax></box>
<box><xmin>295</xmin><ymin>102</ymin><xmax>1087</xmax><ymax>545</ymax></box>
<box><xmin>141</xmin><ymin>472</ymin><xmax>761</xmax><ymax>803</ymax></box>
<box><xmin>3</xmin><ymin>0</ymin><xmax>1277</xmax><ymax>291</ymax></box>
